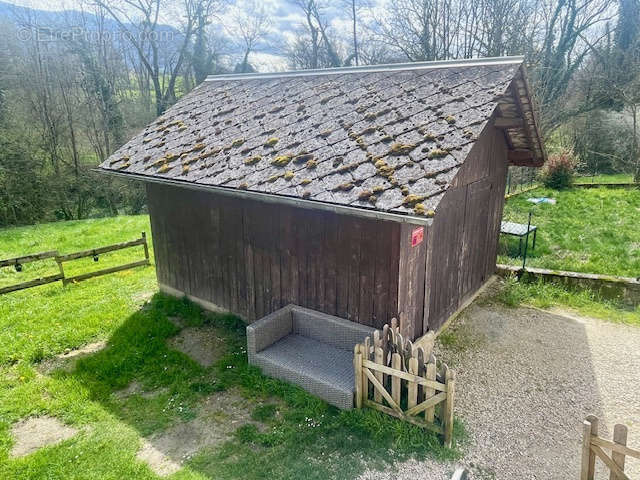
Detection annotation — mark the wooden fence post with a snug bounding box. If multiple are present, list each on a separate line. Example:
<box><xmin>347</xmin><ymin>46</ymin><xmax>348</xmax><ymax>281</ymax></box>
<box><xmin>407</xmin><ymin>357</ymin><xmax>418</xmax><ymax>411</ymax></box>
<box><xmin>586</xmin><ymin>414</ymin><xmax>599</xmax><ymax>480</ymax></box>
<box><xmin>610</xmin><ymin>424</ymin><xmax>628</xmax><ymax>480</ymax></box>
<box><xmin>374</xmin><ymin>345</ymin><xmax>384</xmax><ymax>403</ymax></box>
<box><xmin>391</xmin><ymin>353</ymin><xmax>402</xmax><ymax>406</ymax></box>
<box><xmin>425</xmin><ymin>362</ymin><xmax>437</xmax><ymax>423</ymax></box>
<box><xmin>444</xmin><ymin>367</ymin><xmax>455</xmax><ymax>447</ymax></box>
<box><xmin>354</xmin><ymin>344</ymin><xmax>363</xmax><ymax>409</ymax></box>
<box><xmin>581</xmin><ymin>419</ymin><xmax>595</xmax><ymax>480</ymax></box>
<box><xmin>142</xmin><ymin>232</ymin><xmax>150</xmax><ymax>261</ymax></box>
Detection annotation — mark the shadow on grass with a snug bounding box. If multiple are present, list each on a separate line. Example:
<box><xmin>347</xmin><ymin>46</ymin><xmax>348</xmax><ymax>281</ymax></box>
<box><xmin>60</xmin><ymin>293</ymin><xmax>463</xmax><ymax>480</ymax></box>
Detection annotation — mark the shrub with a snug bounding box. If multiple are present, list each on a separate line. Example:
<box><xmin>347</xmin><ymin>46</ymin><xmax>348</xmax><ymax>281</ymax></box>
<box><xmin>541</xmin><ymin>152</ymin><xmax>575</xmax><ymax>189</ymax></box>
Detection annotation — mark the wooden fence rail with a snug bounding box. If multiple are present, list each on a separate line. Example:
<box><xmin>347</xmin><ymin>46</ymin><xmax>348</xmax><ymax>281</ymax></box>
<box><xmin>354</xmin><ymin>318</ymin><xmax>455</xmax><ymax>446</ymax></box>
<box><xmin>581</xmin><ymin>415</ymin><xmax>639</xmax><ymax>480</ymax></box>
<box><xmin>0</xmin><ymin>251</ymin><xmax>62</xmax><ymax>295</ymax></box>
<box><xmin>0</xmin><ymin>233</ymin><xmax>149</xmax><ymax>295</ymax></box>
<box><xmin>57</xmin><ymin>233</ymin><xmax>149</xmax><ymax>286</ymax></box>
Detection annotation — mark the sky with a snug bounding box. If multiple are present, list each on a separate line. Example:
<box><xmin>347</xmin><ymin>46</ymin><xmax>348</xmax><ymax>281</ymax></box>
<box><xmin>3</xmin><ymin>0</ymin><xmax>361</xmax><ymax>71</ymax></box>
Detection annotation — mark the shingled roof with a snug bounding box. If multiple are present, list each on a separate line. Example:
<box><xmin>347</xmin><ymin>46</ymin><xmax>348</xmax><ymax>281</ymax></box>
<box><xmin>100</xmin><ymin>56</ymin><xmax>545</xmax><ymax>223</ymax></box>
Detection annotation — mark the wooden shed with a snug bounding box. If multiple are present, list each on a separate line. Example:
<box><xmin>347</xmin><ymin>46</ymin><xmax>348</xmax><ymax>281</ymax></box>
<box><xmin>100</xmin><ymin>56</ymin><xmax>545</xmax><ymax>341</ymax></box>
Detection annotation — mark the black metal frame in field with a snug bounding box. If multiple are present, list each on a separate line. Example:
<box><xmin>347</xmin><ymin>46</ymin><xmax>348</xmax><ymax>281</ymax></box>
<box><xmin>0</xmin><ymin>233</ymin><xmax>150</xmax><ymax>295</ymax></box>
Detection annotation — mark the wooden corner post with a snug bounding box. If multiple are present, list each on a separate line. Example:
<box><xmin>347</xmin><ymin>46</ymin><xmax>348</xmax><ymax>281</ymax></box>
<box><xmin>444</xmin><ymin>367</ymin><xmax>455</xmax><ymax>448</ymax></box>
<box><xmin>610</xmin><ymin>423</ymin><xmax>628</xmax><ymax>480</ymax></box>
<box><xmin>142</xmin><ymin>231</ymin><xmax>150</xmax><ymax>262</ymax></box>
<box><xmin>354</xmin><ymin>344</ymin><xmax>363</xmax><ymax>409</ymax></box>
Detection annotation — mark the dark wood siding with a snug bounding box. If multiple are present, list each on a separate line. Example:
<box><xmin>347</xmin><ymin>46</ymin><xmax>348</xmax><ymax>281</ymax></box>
<box><xmin>147</xmin><ymin>183</ymin><xmax>402</xmax><ymax>326</ymax></box>
<box><xmin>422</xmin><ymin>123</ymin><xmax>509</xmax><ymax>333</ymax></box>
<box><xmin>397</xmin><ymin>224</ymin><xmax>427</xmax><ymax>340</ymax></box>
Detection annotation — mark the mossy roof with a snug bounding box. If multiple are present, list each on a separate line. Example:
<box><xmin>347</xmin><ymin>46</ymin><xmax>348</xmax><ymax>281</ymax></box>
<box><xmin>99</xmin><ymin>57</ymin><xmax>544</xmax><ymax>221</ymax></box>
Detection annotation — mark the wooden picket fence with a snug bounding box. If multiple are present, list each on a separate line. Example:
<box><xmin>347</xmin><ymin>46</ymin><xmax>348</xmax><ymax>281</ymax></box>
<box><xmin>0</xmin><ymin>233</ymin><xmax>150</xmax><ymax>295</ymax></box>
<box><xmin>353</xmin><ymin>318</ymin><xmax>455</xmax><ymax>446</ymax></box>
<box><xmin>581</xmin><ymin>415</ymin><xmax>639</xmax><ymax>480</ymax></box>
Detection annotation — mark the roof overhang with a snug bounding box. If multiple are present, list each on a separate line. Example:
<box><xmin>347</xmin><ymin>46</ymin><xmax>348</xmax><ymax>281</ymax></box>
<box><xmin>494</xmin><ymin>64</ymin><xmax>547</xmax><ymax>168</ymax></box>
<box><xmin>204</xmin><ymin>56</ymin><xmax>525</xmax><ymax>83</ymax></box>
<box><xmin>99</xmin><ymin>168</ymin><xmax>434</xmax><ymax>227</ymax></box>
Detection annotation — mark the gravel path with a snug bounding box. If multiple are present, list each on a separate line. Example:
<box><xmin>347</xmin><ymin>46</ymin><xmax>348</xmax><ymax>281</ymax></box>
<box><xmin>359</xmin><ymin>300</ymin><xmax>640</xmax><ymax>480</ymax></box>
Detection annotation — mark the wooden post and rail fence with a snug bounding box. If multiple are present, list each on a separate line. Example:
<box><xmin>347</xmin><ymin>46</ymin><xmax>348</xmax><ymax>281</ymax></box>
<box><xmin>581</xmin><ymin>415</ymin><xmax>639</xmax><ymax>480</ymax></box>
<box><xmin>353</xmin><ymin>318</ymin><xmax>455</xmax><ymax>446</ymax></box>
<box><xmin>0</xmin><ymin>233</ymin><xmax>150</xmax><ymax>295</ymax></box>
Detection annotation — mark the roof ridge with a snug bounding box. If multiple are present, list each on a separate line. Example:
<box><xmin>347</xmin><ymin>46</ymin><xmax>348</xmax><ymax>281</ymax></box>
<box><xmin>204</xmin><ymin>56</ymin><xmax>524</xmax><ymax>83</ymax></box>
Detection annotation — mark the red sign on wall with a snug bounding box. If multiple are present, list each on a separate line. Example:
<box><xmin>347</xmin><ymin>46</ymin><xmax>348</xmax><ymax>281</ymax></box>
<box><xmin>411</xmin><ymin>227</ymin><xmax>424</xmax><ymax>247</ymax></box>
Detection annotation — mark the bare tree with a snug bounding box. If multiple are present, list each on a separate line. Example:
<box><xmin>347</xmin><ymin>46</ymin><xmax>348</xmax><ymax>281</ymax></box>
<box><xmin>529</xmin><ymin>0</ymin><xmax>616</xmax><ymax>133</ymax></box>
<box><xmin>227</xmin><ymin>0</ymin><xmax>271</xmax><ymax>73</ymax></box>
<box><xmin>93</xmin><ymin>0</ymin><xmax>225</xmax><ymax>115</ymax></box>
<box><xmin>289</xmin><ymin>0</ymin><xmax>343</xmax><ymax>68</ymax></box>
<box><xmin>339</xmin><ymin>0</ymin><xmax>371</xmax><ymax>65</ymax></box>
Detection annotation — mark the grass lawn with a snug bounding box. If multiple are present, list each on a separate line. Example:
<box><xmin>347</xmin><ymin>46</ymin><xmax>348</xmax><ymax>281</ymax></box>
<box><xmin>574</xmin><ymin>173</ymin><xmax>635</xmax><ymax>184</ymax></box>
<box><xmin>499</xmin><ymin>186</ymin><xmax>640</xmax><ymax>278</ymax></box>
<box><xmin>0</xmin><ymin>216</ymin><xmax>462</xmax><ymax>479</ymax></box>
<box><xmin>0</xmin><ymin>215</ymin><xmax>156</xmax><ymax>364</ymax></box>
<box><xmin>495</xmin><ymin>275</ymin><xmax>640</xmax><ymax>326</ymax></box>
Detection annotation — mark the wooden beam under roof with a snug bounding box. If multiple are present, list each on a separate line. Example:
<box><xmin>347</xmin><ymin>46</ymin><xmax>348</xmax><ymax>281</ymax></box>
<box><xmin>508</xmin><ymin>149</ymin><xmax>543</xmax><ymax>167</ymax></box>
<box><xmin>494</xmin><ymin>117</ymin><xmax>524</xmax><ymax>129</ymax></box>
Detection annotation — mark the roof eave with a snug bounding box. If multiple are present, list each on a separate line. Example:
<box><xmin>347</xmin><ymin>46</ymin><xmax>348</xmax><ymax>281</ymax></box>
<box><xmin>204</xmin><ymin>56</ymin><xmax>525</xmax><ymax>83</ymax></box>
<box><xmin>97</xmin><ymin>168</ymin><xmax>434</xmax><ymax>227</ymax></box>
<box><xmin>518</xmin><ymin>64</ymin><xmax>547</xmax><ymax>166</ymax></box>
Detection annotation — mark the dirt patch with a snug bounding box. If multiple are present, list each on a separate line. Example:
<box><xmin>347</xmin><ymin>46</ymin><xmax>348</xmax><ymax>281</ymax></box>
<box><xmin>10</xmin><ymin>416</ymin><xmax>78</xmax><ymax>457</ymax></box>
<box><xmin>38</xmin><ymin>341</ymin><xmax>106</xmax><ymax>374</ymax></box>
<box><xmin>167</xmin><ymin>326</ymin><xmax>226</xmax><ymax>367</ymax></box>
<box><xmin>167</xmin><ymin>316</ymin><xmax>189</xmax><ymax>329</ymax></box>
<box><xmin>114</xmin><ymin>381</ymin><xmax>167</xmax><ymax>400</ymax></box>
<box><xmin>137</xmin><ymin>441</ymin><xmax>182</xmax><ymax>476</ymax></box>
<box><xmin>136</xmin><ymin>388</ymin><xmax>267</xmax><ymax>476</ymax></box>
<box><xmin>132</xmin><ymin>290</ymin><xmax>154</xmax><ymax>305</ymax></box>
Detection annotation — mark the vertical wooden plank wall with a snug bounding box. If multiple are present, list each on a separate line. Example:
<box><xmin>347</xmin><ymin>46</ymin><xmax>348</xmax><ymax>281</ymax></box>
<box><xmin>146</xmin><ymin>183</ymin><xmax>402</xmax><ymax>326</ymax></box>
<box><xmin>397</xmin><ymin>224</ymin><xmax>427</xmax><ymax>340</ymax></box>
<box><xmin>422</xmin><ymin>123</ymin><xmax>509</xmax><ymax>333</ymax></box>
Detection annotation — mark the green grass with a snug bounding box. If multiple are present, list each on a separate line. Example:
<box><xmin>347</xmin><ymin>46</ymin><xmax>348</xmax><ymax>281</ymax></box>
<box><xmin>0</xmin><ymin>215</ymin><xmax>156</xmax><ymax>364</ymax></box>
<box><xmin>495</xmin><ymin>275</ymin><xmax>640</xmax><ymax>326</ymax></box>
<box><xmin>499</xmin><ymin>186</ymin><xmax>640</xmax><ymax>277</ymax></box>
<box><xmin>574</xmin><ymin>173</ymin><xmax>635</xmax><ymax>184</ymax></box>
<box><xmin>0</xmin><ymin>217</ymin><xmax>462</xmax><ymax>479</ymax></box>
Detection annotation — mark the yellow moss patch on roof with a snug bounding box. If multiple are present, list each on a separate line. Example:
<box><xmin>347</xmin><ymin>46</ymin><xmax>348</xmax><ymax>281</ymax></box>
<box><xmin>334</xmin><ymin>183</ymin><xmax>354</xmax><ymax>191</ymax></box>
<box><xmin>428</xmin><ymin>148</ymin><xmax>449</xmax><ymax>159</ymax></box>
<box><xmin>244</xmin><ymin>155</ymin><xmax>262</xmax><ymax>165</ymax></box>
<box><xmin>389</xmin><ymin>143</ymin><xmax>415</xmax><ymax>155</ymax></box>
<box><xmin>272</xmin><ymin>155</ymin><xmax>292</xmax><ymax>166</ymax></box>
<box><xmin>403</xmin><ymin>194</ymin><xmax>425</xmax><ymax>206</ymax></box>
<box><xmin>264</xmin><ymin>137</ymin><xmax>279</xmax><ymax>147</ymax></box>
